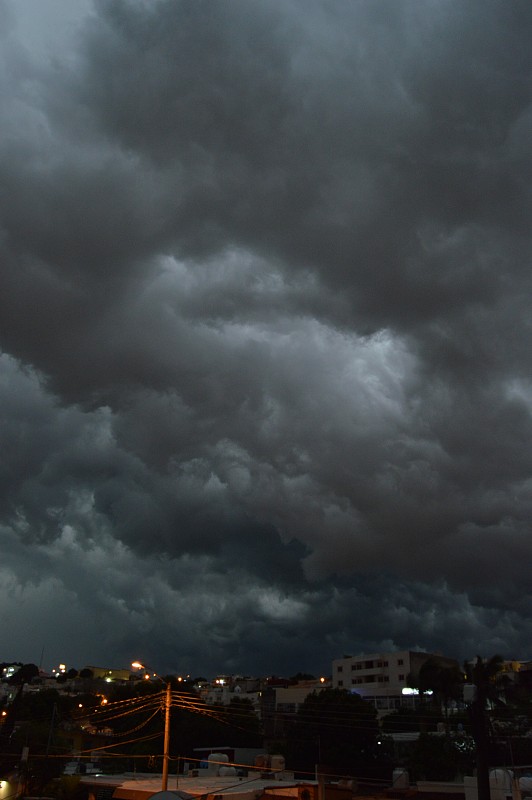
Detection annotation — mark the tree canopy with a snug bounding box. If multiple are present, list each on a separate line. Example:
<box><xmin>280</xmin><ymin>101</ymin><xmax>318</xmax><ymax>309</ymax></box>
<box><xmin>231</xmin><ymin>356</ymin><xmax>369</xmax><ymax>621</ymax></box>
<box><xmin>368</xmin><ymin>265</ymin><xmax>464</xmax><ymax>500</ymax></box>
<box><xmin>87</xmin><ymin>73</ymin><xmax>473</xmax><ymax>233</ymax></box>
<box><xmin>283</xmin><ymin>688</ymin><xmax>382</xmax><ymax>777</ymax></box>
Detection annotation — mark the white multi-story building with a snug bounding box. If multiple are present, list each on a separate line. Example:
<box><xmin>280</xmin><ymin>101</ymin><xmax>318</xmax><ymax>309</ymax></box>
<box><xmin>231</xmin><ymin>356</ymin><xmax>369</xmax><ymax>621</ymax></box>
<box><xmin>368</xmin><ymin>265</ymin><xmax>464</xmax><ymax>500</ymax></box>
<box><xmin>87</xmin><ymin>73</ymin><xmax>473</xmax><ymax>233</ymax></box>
<box><xmin>332</xmin><ymin>650</ymin><xmax>458</xmax><ymax>712</ymax></box>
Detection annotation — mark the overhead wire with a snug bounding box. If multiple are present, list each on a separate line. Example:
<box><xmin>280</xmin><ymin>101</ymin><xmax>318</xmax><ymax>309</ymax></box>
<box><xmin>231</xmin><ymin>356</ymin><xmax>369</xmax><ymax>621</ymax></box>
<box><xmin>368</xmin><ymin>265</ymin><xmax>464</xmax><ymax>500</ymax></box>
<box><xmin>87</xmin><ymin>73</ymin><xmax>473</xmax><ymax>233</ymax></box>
<box><xmin>92</xmin><ymin>707</ymin><xmax>162</xmax><ymax>738</ymax></box>
<box><xmin>77</xmin><ymin>698</ymin><xmax>163</xmax><ymax>723</ymax></box>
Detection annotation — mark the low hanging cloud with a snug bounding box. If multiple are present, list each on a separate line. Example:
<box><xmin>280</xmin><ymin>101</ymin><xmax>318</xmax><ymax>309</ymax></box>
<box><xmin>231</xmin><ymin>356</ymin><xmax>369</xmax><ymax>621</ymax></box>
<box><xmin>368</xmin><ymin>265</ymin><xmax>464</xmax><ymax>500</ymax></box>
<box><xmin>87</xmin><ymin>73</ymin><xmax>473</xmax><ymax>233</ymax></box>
<box><xmin>1</xmin><ymin>0</ymin><xmax>532</xmax><ymax>675</ymax></box>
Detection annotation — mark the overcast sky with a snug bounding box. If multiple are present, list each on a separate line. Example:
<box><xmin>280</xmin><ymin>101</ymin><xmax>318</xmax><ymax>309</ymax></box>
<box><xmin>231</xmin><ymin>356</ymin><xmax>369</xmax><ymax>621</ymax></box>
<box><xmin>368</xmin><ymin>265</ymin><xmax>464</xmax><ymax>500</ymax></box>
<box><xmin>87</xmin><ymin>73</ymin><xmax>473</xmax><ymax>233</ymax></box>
<box><xmin>1</xmin><ymin>0</ymin><xmax>532</xmax><ymax>678</ymax></box>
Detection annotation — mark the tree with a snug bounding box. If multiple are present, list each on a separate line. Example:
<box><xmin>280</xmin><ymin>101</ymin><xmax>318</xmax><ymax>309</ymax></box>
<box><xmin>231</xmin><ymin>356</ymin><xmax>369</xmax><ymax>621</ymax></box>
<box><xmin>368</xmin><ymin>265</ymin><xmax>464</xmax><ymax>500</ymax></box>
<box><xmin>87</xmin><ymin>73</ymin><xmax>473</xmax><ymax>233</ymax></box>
<box><xmin>221</xmin><ymin>697</ymin><xmax>262</xmax><ymax>747</ymax></box>
<box><xmin>0</xmin><ymin>663</ymin><xmax>43</xmax><ymax>775</ymax></box>
<box><xmin>284</xmin><ymin>688</ymin><xmax>380</xmax><ymax>777</ymax></box>
<box><xmin>465</xmin><ymin>655</ymin><xmax>504</xmax><ymax>800</ymax></box>
<box><xmin>381</xmin><ymin>706</ymin><xmax>441</xmax><ymax>734</ymax></box>
<box><xmin>416</xmin><ymin>659</ymin><xmax>464</xmax><ymax>727</ymax></box>
<box><xmin>9</xmin><ymin>663</ymin><xmax>39</xmax><ymax>685</ymax></box>
<box><xmin>408</xmin><ymin>732</ymin><xmax>475</xmax><ymax>782</ymax></box>
<box><xmin>78</xmin><ymin>668</ymin><xmax>93</xmax><ymax>679</ymax></box>
<box><xmin>170</xmin><ymin>692</ymin><xmax>262</xmax><ymax>760</ymax></box>
<box><xmin>1</xmin><ymin>664</ymin><xmax>40</xmax><ymax>737</ymax></box>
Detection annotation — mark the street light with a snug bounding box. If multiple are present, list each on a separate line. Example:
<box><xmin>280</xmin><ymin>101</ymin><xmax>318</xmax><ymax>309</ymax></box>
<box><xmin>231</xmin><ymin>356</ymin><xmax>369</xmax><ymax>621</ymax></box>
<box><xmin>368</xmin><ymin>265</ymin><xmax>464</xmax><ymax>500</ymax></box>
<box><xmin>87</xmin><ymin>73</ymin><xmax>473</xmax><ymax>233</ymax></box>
<box><xmin>131</xmin><ymin>661</ymin><xmax>172</xmax><ymax>791</ymax></box>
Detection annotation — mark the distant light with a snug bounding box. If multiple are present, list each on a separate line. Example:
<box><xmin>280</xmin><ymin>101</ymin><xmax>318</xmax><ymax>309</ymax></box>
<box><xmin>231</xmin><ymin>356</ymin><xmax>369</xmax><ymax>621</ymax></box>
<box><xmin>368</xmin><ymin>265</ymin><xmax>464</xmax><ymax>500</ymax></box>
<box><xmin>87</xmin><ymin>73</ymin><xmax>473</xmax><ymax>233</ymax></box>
<box><xmin>78</xmin><ymin>703</ymin><xmax>83</xmax><ymax>708</ymax></box>
<box><xmin>177</xmin><ymin>676</ymin><xmax>183</xmax><ymax>682</ymax></box>
<box><xmin>402</xmin><ymin>687</ymin><xmax>433</xmax><ymax>696</ymax></box>
<box><xmin>320</xmin><ymin>677</ymin><xmax>326</xmax><ymax>683</ymax></box>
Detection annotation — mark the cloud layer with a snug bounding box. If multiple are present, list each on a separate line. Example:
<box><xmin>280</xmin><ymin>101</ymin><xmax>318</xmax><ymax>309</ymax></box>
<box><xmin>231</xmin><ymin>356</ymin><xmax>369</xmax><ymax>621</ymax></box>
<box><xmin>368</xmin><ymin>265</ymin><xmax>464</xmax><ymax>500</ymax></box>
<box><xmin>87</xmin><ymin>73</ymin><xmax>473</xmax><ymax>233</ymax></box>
<box><xmin>1</xmin><ymin>0</ymin><xmax>532</xmax><ymax>675</ymax></box>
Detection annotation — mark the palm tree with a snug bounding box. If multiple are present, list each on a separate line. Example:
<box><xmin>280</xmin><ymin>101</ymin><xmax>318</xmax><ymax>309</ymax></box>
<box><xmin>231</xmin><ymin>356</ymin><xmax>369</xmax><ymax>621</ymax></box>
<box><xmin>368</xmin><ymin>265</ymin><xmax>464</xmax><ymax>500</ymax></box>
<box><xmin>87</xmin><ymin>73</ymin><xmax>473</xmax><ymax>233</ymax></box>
<box><xmin>464</xmin><ymin>655</ymin><xmax>504</xmax><ymax>800</ymax></box>
<box><xmin>407</xmin><ymin>659</ymin><xmax>464</xmax><ymax>728</ymax></box>
<box><xmin>432</xmin><ymin>663</ymin><xmax>464</xmax><ymax>728</ymax></box>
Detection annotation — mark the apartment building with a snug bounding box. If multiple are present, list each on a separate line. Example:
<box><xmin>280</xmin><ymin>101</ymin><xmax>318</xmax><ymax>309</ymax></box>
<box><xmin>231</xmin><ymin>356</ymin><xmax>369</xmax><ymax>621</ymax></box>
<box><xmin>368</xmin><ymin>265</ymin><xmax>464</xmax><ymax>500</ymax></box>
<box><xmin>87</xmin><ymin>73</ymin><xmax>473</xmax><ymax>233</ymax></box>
<box><xmin>332</xmin><ymin>650</ymin><xmax>458</xmax><ymax>711</ymax></box>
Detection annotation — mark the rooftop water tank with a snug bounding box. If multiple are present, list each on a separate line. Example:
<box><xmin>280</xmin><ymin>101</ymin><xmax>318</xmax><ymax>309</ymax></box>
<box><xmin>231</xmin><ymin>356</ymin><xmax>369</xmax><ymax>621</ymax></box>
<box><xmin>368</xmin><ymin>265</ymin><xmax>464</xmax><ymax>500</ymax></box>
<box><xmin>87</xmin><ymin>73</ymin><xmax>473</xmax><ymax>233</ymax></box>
<box><xmin>219</xmin><ymin>767</ymin><xmax>237</xmax><ymax>777</ymax></box>
<box><xmin>207</xmin><ymin>753</ymin><xmax>229</xmax><ymax>775</ymax></box>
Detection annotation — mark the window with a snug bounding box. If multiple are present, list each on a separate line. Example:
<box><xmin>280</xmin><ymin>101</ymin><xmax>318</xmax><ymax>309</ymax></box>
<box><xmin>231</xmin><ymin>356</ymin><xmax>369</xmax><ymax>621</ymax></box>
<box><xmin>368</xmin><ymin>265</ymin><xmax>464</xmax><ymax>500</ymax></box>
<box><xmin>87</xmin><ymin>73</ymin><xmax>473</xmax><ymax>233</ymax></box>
<box><xmin>383</xmin><ymin>661</ymin><xmax>389</xmax><ymax>667</ymax></box>
<box><xmin>337</xmin><ymin>665</ymin><xmax>343</xmax><ymax>672</ymax></box>
<box><xmin>338</xmin><ymin>680</ymin><xmax>343</xmax><ymax>687</ymax></box>
<box><xmin>398</xmin><ymin>659</ymin><xmax>404</xmax><ymax>666</ymax></box>
<box><xmin>365</xmin><ymin>660</ymin><xmax>374</xmax><ymax>669</ymax></box>
<box><xmin>399</xmin><ymin>674</ymin><xmax>405</xmax><ymax>681</ymax></box>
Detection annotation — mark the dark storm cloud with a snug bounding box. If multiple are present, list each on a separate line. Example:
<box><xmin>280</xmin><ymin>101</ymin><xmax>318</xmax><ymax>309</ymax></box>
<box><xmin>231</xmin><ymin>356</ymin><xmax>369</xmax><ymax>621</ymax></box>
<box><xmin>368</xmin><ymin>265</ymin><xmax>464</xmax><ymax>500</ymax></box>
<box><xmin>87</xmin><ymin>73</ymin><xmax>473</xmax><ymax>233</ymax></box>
<box><xmin>71</xmin><ymin>0</ymin><xmax>532</xmax><ymax>322</ymax></box>
<box><xmin>1</xmin><ymin>0</ymin><xmax>532</xmax><ymax>674</ymax></box>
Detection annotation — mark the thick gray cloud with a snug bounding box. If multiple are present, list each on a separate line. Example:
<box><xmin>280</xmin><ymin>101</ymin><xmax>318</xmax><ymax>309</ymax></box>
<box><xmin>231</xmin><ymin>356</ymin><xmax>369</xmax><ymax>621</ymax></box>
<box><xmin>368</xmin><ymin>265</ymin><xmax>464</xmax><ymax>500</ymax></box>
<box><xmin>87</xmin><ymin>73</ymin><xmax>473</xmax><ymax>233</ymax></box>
<box><xmin>1</xmin><ymin>0</ymin><xmax>532</xmax><ymax>676</ymax></box>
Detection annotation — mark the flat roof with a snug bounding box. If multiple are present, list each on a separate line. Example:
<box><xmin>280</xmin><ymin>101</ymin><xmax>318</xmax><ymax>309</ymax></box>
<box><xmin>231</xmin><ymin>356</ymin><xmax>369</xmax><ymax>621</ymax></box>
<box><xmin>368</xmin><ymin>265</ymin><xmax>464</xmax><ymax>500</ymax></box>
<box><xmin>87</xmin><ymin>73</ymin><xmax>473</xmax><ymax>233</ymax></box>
<box><xmin>81</xmin><ymin>773</ymin><xmax>310</xmax><ymax>800</ymax></box>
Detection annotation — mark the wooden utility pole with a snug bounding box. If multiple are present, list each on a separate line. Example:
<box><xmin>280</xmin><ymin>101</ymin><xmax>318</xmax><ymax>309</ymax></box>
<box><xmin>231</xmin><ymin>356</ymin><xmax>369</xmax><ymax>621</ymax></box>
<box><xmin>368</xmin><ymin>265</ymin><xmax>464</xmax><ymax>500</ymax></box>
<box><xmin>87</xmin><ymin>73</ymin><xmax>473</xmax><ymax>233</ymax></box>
<box><xmin>162</xmin><ymin>681</ymin><xmax>171</xmax><ymax>791</ymax></box>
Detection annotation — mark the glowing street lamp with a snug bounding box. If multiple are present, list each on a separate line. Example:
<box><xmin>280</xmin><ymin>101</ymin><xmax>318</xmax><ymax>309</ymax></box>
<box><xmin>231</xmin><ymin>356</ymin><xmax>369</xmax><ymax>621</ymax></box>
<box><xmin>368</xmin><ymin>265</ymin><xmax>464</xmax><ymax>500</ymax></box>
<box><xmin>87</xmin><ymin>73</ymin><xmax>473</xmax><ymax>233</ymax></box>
<box><xmin>132</xmin><ymin>661</ymin><xmax>172</xmax><ymax>791</ymax></box>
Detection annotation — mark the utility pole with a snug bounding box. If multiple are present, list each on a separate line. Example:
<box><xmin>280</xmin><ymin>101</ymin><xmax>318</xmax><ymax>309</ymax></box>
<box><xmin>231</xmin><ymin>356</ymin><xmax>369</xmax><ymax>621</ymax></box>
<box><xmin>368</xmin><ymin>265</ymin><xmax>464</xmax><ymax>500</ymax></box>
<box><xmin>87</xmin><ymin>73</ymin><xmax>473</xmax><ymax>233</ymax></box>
<box><xmin>46</xmin><ymin>703</ymin><xmax>58</xmax><ymax>755</ymax></box>
<box><xmin>471</xmin><ymin>688</ymin><xmax>491</xmax><ymax>800</ymax></box>
<box><xmin>162</xmin><ymin>682</ymin><xmax>171</xmax><ymax>791</ymax></box>
<box><xmin>132</xmin><ymin>662</ymin><xmax>173</xmax><ymax>792</ymax></box>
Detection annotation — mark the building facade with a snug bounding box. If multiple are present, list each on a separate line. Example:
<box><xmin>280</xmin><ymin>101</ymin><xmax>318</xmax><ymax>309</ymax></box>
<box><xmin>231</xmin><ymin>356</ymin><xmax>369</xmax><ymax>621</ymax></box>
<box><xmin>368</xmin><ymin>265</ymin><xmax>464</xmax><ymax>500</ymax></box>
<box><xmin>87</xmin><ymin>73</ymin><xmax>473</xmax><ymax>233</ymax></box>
<box><xmin>332</xmin><ymin>650</ymin><xmax>459</xmax><ymax>711</ymax></box>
